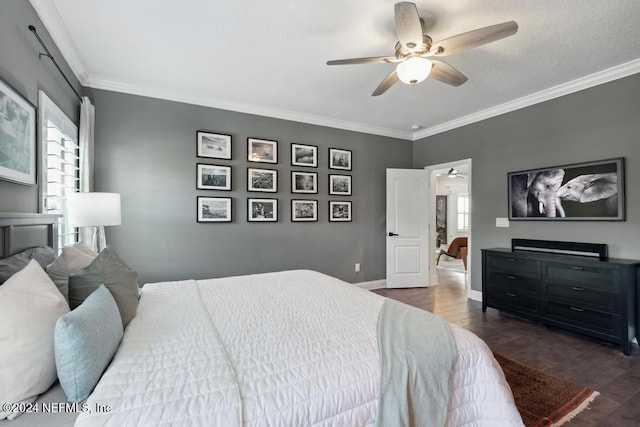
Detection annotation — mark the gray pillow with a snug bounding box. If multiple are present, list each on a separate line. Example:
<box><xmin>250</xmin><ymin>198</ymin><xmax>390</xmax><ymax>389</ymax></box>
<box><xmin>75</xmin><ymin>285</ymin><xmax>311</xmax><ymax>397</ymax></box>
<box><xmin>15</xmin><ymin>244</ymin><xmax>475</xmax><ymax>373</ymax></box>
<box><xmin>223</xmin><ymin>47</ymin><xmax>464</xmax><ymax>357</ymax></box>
<box><xmin>0</xmin><ymin>247</ymin><xmax>56</xmax><ymax>285</ymax></box>
<box><xmin>46</xmin><ymin>244</ymin><xmax>98</xmax><ymax>301</ymax></box>
<box><xmin>68</xmin><ymin>247</ymin><xmax>139</xmax><ymax>327</ymax></box>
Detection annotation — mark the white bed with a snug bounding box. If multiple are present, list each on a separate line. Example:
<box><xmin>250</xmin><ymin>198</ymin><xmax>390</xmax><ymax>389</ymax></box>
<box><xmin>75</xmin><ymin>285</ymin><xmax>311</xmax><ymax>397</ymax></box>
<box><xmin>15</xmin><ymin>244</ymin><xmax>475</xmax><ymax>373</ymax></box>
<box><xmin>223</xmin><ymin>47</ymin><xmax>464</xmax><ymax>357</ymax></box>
<box><xmin>75</xmin><ymin>269</ymin><xmax>523</xmax><ymax>426</ymax></box>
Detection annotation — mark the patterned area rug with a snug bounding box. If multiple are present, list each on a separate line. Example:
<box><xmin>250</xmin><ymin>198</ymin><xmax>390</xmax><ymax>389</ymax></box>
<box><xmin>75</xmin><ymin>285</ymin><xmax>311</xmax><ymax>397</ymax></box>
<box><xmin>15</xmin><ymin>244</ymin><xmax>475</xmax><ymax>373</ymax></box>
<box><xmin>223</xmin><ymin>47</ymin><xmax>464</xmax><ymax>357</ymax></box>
<box><xmin>495</xmin><ymin>353</ymin><xmax>599</xmax><ymax>426</ymax></box>
<box><xmin>436</xmin><ymin>257</ymin><xmax>467</xmax><ymax>273</ymax></box>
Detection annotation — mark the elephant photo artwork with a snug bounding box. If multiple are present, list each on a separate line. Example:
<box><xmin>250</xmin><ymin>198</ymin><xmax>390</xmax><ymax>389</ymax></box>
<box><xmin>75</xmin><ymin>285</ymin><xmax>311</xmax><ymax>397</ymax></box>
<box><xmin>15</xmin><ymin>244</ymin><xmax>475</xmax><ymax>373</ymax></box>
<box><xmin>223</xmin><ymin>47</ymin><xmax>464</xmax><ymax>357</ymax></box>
<box><xmin>508</xmin><ymin>158</ymin><xmax>624</xmax><ymax>221</ymax></box>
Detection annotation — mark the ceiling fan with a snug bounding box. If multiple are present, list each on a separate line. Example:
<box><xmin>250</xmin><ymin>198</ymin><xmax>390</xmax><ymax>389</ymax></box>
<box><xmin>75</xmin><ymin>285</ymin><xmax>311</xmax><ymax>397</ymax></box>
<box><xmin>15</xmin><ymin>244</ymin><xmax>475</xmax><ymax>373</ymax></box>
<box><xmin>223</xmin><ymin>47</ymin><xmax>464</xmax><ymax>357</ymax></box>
<box><xmin>447</xmin><ymin>168</ymin><xmax>467</xmax><ymax>179</ymax></box>
<box><xmin>326</xmin><ymin>2</ymin><xmax>518</xmax><ymax>96</ymax></box>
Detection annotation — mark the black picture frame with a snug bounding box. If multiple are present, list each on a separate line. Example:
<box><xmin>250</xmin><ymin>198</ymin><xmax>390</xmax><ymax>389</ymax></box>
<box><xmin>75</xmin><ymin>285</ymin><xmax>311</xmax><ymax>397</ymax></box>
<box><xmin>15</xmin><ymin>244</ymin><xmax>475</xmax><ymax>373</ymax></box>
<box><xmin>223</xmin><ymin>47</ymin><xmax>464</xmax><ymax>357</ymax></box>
<box><xmin>329</xmin><ymin>201</ymin><xmax>352</xmax><ymax>222</ymax></box>
<box><xmin>291</xmin><ymin>171</ymin><xmax>318</xmax><ymax>194</ymax></box>
<box><xmin>291</xmin><ymin>143</ymin><xmax>317</xmax><ymax>167</ymax></box>
<box><xmin>196</xmin><ymin>163</ymin><xmax>231</xmax><ymax>190</ymax></box>
<box><xmin>247</xmin><ymin>137</ymin><xmax>277</xmax><ymax>163</ymax></box>
<box><xmin>197</xmin><ymin>197</ymin><xmax>232</xmax><ymax>222</ymax></box>
<box><xmin>197</xmin><ymin>131</ymin><xmax>232</xmax><ymax>159</ymax></box>
<box><xmin>247</xmin><ymin>198</ymin><xmax>278</xmax><ymax>222</ymax></box>
<box><xmin>0</xmin><ymin>77</ymin><xmax>37</xmax><ymax>185</ymax></box>
<box><xmin>291</xmin><ymin>200</ymin><xmax>318</xmax><ymax>222</ymax></box>
<box><xmin>247</xmin><ymin>167</ymin><xmax>277</xmax><ymax>192</ymax></box>
<box><xmin>329</xmin><ymin>174</ymin><xmax>352</xmax><ymax>196</ymax></box>
<box><xmin>508</xmin><ymin>157</ymin><xmax>625</xmax><ymax>221</ymax></box>
<box><xmin>329</xmin><ymin>148</ymin><xmax>352</xmax><ymax>170</ymax></box>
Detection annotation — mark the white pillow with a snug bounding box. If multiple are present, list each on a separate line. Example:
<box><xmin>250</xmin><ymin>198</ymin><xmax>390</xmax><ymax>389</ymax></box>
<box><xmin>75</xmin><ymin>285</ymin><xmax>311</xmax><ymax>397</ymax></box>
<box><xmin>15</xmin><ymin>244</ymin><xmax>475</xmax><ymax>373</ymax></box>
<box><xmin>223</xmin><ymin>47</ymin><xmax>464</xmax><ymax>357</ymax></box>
<box><xmin>0</xmin><ymin>260</ymin><xmax>70</xmax><ymax>420</ymax></box>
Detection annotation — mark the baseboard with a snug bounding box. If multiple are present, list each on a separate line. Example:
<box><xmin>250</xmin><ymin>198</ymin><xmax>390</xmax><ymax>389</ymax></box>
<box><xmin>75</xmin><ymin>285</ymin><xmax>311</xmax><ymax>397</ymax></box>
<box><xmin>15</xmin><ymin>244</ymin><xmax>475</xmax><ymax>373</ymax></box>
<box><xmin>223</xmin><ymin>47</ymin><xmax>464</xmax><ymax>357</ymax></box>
<box><xmin>354</xmin><ymin>279</ymin><xmax>386</xmax><ymax>291</ymax></box>
<box><xmin>469</xmin><ymin>289</ymin><xmax>483</xmax><ymax>302</ymax></box>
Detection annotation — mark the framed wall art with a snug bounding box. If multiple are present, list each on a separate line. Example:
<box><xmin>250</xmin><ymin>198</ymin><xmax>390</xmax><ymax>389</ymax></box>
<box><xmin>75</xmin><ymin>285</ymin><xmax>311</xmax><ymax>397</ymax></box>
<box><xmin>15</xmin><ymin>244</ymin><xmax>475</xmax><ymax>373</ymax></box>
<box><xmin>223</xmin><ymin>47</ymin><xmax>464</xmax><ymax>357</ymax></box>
<box><xmin>248</xmin><ymin>198</ymin><xmax>278</xmax><ymax>222</ymax></box>
<box><xmin>291</xmin><ymin>143</ymin><xmax>317</xmax><ymax>167</ymax></box>
<box><xmin>329</xmin><ymin>148</ymin><xmax>352</xmax><ymax>171</ymax></box>
<box><xmin>329</xmin><ymin>201</ymin><xmax>352</xmax><ymax>222</ymax></box>
<box><xmin>291</xmin><ymin>200</ymin><xmax>318</xmax><ymax>222</ymax></box>
<box><xmin>197</xmin><ymin>197</ymin><xmax>232</xmax><ymax>222</ymax></box>
<box><xmin>291</xmin><ymin>171</ymin><xmax>317</xmax><ymax>194</ymax></box>
<box><xmin>329</xmin><ymin>174</ymin><xmax>352</xmax><ymax>196</ymax></box>
<box><xmin>247</xmin><ymin>138</ymin><xmax>277</xmax><ymax>163</ymax></box>
<box><xmin>197</xmin><ymin>131</ymin><xmax>231</xmax><ymax>159</ymax></box>
<box><xmin>508</xmin><ymin>157</ymin><xmax>624</xmax><ymax>221</ymax></box>
<box><xmin>0</xmin><ymin>78</ymin><xmax>37</xmax><ymax>185</ymax></box>
<box><xmin>197</xmin><ymin>164</ymin><xmax>231</xmax><ymax>190</ymax></box>
<box><xmin>247</xmin><ymin>167</ymin><xmax>277</xmax><ymax>192</ymax></box>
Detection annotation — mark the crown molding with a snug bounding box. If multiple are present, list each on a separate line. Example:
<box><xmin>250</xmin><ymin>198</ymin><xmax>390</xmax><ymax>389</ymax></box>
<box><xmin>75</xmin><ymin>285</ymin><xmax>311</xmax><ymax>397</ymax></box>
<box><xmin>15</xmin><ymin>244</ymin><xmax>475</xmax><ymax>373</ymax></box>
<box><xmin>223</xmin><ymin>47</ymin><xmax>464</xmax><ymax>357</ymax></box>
<box><xmin>412</xmin><ymin>58</ymin><xmax>640</xmax><ymax>141</ymax></box>
<box><xmin>86</xmin><ymin>76</ymin><xmax>414</xmax><ymax>140</ymax></box>
<box><xmin>29</xmin><ymin>0</ymin><xmax>89</xmax><ymax>84</ymax></box>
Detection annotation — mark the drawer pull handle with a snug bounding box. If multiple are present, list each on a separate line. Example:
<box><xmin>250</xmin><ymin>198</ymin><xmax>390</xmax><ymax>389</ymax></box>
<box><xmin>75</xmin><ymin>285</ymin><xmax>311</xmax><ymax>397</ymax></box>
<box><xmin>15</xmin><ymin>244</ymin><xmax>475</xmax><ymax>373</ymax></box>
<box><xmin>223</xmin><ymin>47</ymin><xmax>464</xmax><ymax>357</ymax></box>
<box><xmin>507</xmin><ymin>258</ymin><xmax>516</xmax><ymax>262</ymax></box>
<box><xmin>507</xmin><ymin>275</ymin><xmax>517</xmax><ymax>280</ymax></box>
<box><xmin>571</xmin><ymin>266</ymin><xmax>584</xmax><ymax>270</ymax></box>
<box><xmin>570</xmin><ymin>286</ymin><xmax>584</xmax><ymax>291</ymax></box>
<box><xmin>505</xmin><ymin>292</ymin><xmax>517</xmax><ymax>297</ymax></box>
<box><xmin>569</xmin><ymin>306</ymin><xmax>585</xmax><ymax>312</ymax></box>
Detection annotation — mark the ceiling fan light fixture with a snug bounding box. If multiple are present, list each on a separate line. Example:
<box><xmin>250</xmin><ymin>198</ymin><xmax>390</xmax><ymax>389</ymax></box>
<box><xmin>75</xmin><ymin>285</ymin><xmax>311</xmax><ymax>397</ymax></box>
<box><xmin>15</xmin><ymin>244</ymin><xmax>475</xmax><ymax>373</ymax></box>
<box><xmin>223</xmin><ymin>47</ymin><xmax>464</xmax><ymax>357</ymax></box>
<box><xmin>396</xmin><ymin>57</ymin><xmax>432</xmax><ymax>85</ymax></box>
<box><xmin>447</xmin><ymin>168</ymin><xmax>458</xmax><ymax>178</ymax></box>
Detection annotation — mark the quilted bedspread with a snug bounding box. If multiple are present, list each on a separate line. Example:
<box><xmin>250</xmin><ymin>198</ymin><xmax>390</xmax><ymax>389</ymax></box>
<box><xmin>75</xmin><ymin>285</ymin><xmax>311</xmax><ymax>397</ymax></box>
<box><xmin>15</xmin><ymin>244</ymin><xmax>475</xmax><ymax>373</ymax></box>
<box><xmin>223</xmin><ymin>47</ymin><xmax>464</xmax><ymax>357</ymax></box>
<box><xmin>75</xmin><ymin>270</ymin><xmax>523</xmax><ymax>426</ymax></box>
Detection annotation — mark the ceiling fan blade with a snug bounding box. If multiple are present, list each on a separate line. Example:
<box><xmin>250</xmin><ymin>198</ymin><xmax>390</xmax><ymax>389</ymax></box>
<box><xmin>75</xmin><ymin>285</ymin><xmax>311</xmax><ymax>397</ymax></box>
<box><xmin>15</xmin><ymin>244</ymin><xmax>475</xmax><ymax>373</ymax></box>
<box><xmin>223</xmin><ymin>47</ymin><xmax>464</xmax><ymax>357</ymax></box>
<box><xmin>326</xmin><ymin>56</ymin><xmax>396</xmax><ymax>66</ymax></box>
<box><xmin>372</xmin><ymin>70</ymin><xmax>399</xmax><ymax>96</ymax></box>
<box><xmin>394</xmin><ymin>2</ymin><xmax>423</xmax><ymax>51</ymax></box>
<box><xmin>429</xmin><ymin>59</ymin><xmax>468</xmax><ymax>86</ymax></box>
<box><xmin>430</xmin><ymin>21</ymin><xmax>518</xmax><ymax>56</ymax></box>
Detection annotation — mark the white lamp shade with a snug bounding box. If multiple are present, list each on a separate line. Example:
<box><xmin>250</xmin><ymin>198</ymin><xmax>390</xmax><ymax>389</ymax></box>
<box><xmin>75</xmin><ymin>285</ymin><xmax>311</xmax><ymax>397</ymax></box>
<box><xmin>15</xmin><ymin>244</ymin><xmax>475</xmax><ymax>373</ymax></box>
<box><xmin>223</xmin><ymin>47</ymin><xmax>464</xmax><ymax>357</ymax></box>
<box><xmin>396</xmin><ymin>57</ymin><xmax>432</xmax><ymax>85</ymax></box>
<box><xmin>67</xmin><ymin>192</ymin><xmax>122</xmax><ymax>227</ymax></box>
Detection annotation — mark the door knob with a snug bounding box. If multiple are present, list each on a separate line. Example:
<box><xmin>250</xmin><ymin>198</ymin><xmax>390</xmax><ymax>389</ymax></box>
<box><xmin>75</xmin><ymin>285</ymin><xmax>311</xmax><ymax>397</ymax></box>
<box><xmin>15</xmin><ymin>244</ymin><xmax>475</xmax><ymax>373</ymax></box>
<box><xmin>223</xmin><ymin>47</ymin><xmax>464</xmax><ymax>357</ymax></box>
<box><xmin>388</xmin><ymin>232</ymin><xmax>399</xmax><ymax>237</ymax></box>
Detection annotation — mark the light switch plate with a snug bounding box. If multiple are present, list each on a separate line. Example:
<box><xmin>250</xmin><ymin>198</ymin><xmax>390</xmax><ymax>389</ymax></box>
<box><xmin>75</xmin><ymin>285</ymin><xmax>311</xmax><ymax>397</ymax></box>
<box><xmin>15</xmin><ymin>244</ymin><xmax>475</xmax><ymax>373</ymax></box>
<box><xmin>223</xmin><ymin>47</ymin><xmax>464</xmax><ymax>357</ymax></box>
<box><xmin>496</xmin><ymin>217</ymin><xmax>510</xmax><ymax>228</ymax></box>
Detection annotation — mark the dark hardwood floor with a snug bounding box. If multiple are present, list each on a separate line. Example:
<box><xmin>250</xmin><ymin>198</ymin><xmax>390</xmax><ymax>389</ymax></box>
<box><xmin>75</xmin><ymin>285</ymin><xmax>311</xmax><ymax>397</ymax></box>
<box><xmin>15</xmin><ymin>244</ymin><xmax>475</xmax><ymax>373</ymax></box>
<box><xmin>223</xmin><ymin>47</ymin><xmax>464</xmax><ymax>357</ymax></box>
<box><xmin>372</xmin><ymin>267</ymin><xmax>640</xmax><ymax>426</ymax></box>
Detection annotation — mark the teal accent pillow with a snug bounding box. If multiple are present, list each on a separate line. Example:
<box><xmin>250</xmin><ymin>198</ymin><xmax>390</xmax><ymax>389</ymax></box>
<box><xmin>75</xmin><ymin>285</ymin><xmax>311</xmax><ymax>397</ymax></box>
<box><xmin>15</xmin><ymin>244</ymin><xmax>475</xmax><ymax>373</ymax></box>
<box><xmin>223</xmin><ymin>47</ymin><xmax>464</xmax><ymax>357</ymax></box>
<box><xmin>54</xmin><ymin>285</ymin><xmax>123</xmax><ymax>403</ymax></box>
<box><xmin>68</xmin><ymin>247</ymin><xmax>139</xmax><ymax>327</ymax></box>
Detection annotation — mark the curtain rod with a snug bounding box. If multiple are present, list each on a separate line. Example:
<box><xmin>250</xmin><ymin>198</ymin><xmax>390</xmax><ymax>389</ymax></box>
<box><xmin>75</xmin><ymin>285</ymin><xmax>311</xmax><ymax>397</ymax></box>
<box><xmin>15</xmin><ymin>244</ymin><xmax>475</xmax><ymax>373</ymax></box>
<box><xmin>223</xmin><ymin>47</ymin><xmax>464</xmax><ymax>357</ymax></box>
<box><xmin>28</xmin><ymin>25</ymin><xmax>83</xmax><ymax>102</ymax></box>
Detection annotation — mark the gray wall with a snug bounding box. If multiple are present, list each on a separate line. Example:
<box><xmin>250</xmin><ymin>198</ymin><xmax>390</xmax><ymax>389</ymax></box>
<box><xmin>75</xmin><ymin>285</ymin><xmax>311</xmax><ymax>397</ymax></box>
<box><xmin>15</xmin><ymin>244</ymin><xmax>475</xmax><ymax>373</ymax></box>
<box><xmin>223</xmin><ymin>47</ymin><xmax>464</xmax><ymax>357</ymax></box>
<box><xmin>91</xmin><ymin>89</ymin><xmax>412</xmax><ymax>284</ymax></box>
<box><xmin>0</xmin><ymin>0</ymin><xmax>82</xmax><ymax>213</ymax></box>
<box><xmin>413</xmin><ymin>73</ymin><xmax>640</xmax><ymax>292</ymax></box>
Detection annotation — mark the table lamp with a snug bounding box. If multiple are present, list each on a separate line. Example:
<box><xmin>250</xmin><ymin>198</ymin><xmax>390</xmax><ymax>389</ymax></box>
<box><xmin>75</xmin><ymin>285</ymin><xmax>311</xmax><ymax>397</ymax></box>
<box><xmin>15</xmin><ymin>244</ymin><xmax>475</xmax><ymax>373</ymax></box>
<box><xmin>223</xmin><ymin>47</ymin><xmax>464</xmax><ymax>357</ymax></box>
<box><xmin>67</xmin><ymin>192</ymin><xmax>121</xmax><ymax>252</ymax></box>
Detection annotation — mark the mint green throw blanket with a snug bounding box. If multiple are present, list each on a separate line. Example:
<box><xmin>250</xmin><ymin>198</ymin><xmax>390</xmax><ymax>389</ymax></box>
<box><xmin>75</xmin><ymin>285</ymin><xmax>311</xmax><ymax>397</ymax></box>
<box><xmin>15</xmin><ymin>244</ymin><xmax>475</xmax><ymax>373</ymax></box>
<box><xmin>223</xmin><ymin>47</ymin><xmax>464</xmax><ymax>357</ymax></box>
<box><xmin>376</xmin><ymin>298</ymin><xmax>458</xmax><ymax>427</ymax></box>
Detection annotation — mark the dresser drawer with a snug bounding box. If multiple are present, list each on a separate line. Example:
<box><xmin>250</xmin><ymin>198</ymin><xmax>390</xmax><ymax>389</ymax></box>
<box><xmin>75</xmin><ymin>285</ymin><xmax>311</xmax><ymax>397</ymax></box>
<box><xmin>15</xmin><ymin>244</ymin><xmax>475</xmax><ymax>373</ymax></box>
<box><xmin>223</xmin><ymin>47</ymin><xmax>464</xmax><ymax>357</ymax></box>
<box><xmin>543</xmin><ymin>262</ymin><xmax>619</xmax><ymax>292</ymax></box>
<box><xmin>544</xmin><ymin>283</ymin><xmax>618</xmax><ymax>313</ymax></box>
<box><xmin>488</xmin><ymin>285</ymin><xmax>537</xmax><ymax>313</ymax></box>
<box><xmin>543</xmin><ymin>301</ymin><xmax>619</xmax><ymax>335</ymax></box>
<box><xmin>488</xmin><ymin>254</ymin><xmax>540</xmax><ymax>279</ymax></box>
<box><xmin>488</xmin><ymin>271</ymin><xmax>537</xmax><ymax>292</ymax></box>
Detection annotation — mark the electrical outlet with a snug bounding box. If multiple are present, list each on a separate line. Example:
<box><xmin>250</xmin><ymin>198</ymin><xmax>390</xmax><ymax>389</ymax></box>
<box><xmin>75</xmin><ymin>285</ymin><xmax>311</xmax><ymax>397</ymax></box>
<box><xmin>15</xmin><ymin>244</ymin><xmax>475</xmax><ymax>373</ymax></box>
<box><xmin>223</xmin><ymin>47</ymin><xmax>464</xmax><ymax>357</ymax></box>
<box><xmin>355</xmin><ymin>263</ymin><xmax>361</xmax><ymax>273</ymax></box>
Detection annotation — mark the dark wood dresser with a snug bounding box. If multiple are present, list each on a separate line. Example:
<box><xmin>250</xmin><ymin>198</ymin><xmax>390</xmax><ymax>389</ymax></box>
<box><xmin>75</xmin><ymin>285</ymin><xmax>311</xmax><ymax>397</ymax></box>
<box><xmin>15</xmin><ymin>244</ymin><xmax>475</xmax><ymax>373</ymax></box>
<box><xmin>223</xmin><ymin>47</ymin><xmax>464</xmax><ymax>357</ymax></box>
<box><xmin>482</xmin><ymin>248</ymin><xmax>640</xmax><ymax>355</ymax></box>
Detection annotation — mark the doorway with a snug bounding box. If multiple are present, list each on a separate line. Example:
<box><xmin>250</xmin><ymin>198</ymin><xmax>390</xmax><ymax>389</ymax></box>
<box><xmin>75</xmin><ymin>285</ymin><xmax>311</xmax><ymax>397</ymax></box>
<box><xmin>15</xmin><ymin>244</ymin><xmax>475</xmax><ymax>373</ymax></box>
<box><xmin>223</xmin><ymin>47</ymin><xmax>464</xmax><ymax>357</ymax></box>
<box><xmin>425</xmin><ymin>159</ymin><xmax>471</xmax><ymax>296</ymax></box>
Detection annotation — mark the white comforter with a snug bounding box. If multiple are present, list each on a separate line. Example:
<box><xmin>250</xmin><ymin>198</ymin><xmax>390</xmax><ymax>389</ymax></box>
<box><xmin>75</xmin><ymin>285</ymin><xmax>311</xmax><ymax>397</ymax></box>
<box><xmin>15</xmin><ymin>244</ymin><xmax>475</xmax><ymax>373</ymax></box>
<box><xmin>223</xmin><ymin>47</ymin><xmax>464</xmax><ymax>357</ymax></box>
<box><xmin>76</xmin><ymin>270</ymin><xmax>522</xmax><ymax>426</ymax></box>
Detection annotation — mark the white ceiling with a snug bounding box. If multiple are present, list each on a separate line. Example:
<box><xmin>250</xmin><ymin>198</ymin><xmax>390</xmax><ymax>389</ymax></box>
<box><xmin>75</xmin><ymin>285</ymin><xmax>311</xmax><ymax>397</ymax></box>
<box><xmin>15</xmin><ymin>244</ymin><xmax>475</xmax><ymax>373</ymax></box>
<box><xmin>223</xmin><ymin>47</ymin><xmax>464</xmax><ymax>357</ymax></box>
<box><xmin>30</xmin><ymin>0</ymin><xmax>640</xmax><ymax>140</ymax></box>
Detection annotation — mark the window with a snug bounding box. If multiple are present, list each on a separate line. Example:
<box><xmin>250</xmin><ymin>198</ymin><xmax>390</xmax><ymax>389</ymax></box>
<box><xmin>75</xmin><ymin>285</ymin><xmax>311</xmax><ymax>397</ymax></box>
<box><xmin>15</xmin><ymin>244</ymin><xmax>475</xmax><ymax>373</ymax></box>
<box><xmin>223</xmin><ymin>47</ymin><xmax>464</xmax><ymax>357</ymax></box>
<box><xmin>457</xmin><ymin>193</ymin><xmax>469</xmax><ymax>231</ymax></box>
<box><xmin>39</xmin><ymin>91</ymin><xmax>79</xmax><ymax>251</ymax></box>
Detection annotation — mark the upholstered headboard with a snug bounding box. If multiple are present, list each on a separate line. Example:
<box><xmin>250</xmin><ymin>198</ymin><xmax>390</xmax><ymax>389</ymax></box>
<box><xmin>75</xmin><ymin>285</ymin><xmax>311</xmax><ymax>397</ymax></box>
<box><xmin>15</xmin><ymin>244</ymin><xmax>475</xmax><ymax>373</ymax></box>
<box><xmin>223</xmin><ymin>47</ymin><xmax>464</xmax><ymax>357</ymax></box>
<box><xmin>0</xmin><ymin>213</ymin><xmax>60</xmax><ymax>257</ymax></box>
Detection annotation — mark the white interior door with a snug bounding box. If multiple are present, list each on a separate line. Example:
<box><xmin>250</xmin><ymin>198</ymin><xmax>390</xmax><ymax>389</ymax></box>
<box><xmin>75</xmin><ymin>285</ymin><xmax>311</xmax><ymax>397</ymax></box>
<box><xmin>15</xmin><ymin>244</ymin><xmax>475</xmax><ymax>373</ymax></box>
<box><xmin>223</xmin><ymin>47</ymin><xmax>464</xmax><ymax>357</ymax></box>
<box><xmin>386</xmin><ymin>169</ymin><xmax>430</xmax><ymax>288</ymax></box>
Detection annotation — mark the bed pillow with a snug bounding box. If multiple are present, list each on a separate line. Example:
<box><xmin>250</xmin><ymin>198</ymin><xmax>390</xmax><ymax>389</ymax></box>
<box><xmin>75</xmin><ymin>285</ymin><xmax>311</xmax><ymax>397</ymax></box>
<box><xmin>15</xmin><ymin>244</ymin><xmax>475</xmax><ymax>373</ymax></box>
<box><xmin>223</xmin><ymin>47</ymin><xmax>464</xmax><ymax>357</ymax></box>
<box><xmin>46</xmin><ymin>243</ymin><xmax>98</xmax><ymax>301</ymax></box>
<box><xmin>0</xmin><ymin>246</ymin><xmax>56</xmax><ymax>285</ymax></box>
<box><xmin>68</xmin><ymin>247</ymin><xmax>139</xmax><ymax>327</ymax></box>
<box><xmin>0</xmin><ymin>260</ymin><xmax>69</xmax><ymax>419</ymax></box>
<box><xmin>55</xmin><ymin>285</ymin><xmax>123</xmax><ymax>403</ymax></box>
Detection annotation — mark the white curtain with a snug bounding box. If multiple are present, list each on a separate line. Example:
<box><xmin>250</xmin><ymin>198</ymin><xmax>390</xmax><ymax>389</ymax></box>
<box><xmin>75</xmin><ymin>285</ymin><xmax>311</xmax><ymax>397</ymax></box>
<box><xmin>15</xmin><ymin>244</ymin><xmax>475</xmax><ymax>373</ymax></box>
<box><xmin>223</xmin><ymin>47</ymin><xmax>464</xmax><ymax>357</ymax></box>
<box><xmin>78</xmin><ymin>96</ymin><xmax>95</xmax><ymax>246</ymax></box>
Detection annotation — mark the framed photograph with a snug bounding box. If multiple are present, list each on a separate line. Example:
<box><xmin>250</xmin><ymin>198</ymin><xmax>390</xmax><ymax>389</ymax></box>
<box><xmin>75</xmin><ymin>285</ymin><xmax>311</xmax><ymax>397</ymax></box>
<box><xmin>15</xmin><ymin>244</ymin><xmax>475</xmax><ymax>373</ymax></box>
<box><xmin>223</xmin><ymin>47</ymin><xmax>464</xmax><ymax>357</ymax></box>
<box><xmin>197</xmin><ymin>164</ymin><xmax>231</xmax><ymax>190</ymax></box>
<box><xmin>248</xmin><ymin>138</ymin><xmax>277</xmax><ymax>163</ymax></box>
<box><xmin>508</xmin><ymin>157</ymin><xmax>625</xmax><ymax>221</ymax></box>
<box><xmin>0</xmin><ymin>78</ymin><xmax>37</xmax><ymax>185</ymax></box>
<box><xmin>329</xmin><ymin>201</ymin><xmax>352</xmax><ymax>222</ymax></box>
<box><xmin>197</xmin><ymin>197</ymin><xmax>232</xmax><ymax>222</ymax></box>
<box><xmin>197</xmin><ymin>131</ymin><xmax>231</xmax><ymax>159</ymax></box>
<box><xmin>329</xmin><ymin>174</ymin><xmax>352</xmax><ymax>196</ymax></box>
<box><xmin>248</xmin><ymin>198</ymin><xmax>278</xmax><ymax>222</ymax></box>
<box><xmin>329</xmin><ymin>148</ymin><xmax>352</xmax><ymax>170</ymax></box>
<box><xmin>291</xmin><ymin>143</ymin><xmax>317</xmax><ymax>167</ymax></box>
<box><xmin>291</xmin><ymin>171</ymin><xmax>317</xmax><ymax>194</ymax></box>
<box><xmin>247</xmin><ymin>167</ymin><xmax>277</xmax><ymax>192</ymax></box>
<box><xmin>292</xmin><ymin>200</ymin><xmax>318</xmax><ymax>222</ymax></box>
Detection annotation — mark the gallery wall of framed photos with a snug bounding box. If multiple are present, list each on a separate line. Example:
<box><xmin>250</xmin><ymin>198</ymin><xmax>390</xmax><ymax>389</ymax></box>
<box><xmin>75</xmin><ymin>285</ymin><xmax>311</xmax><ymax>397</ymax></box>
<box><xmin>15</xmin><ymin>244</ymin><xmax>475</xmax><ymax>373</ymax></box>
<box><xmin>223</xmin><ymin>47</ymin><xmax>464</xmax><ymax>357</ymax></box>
<box><xmin>195</xmin><ymin>132</ymin><xmax>353</xmax><ymax>223</ymax></box>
